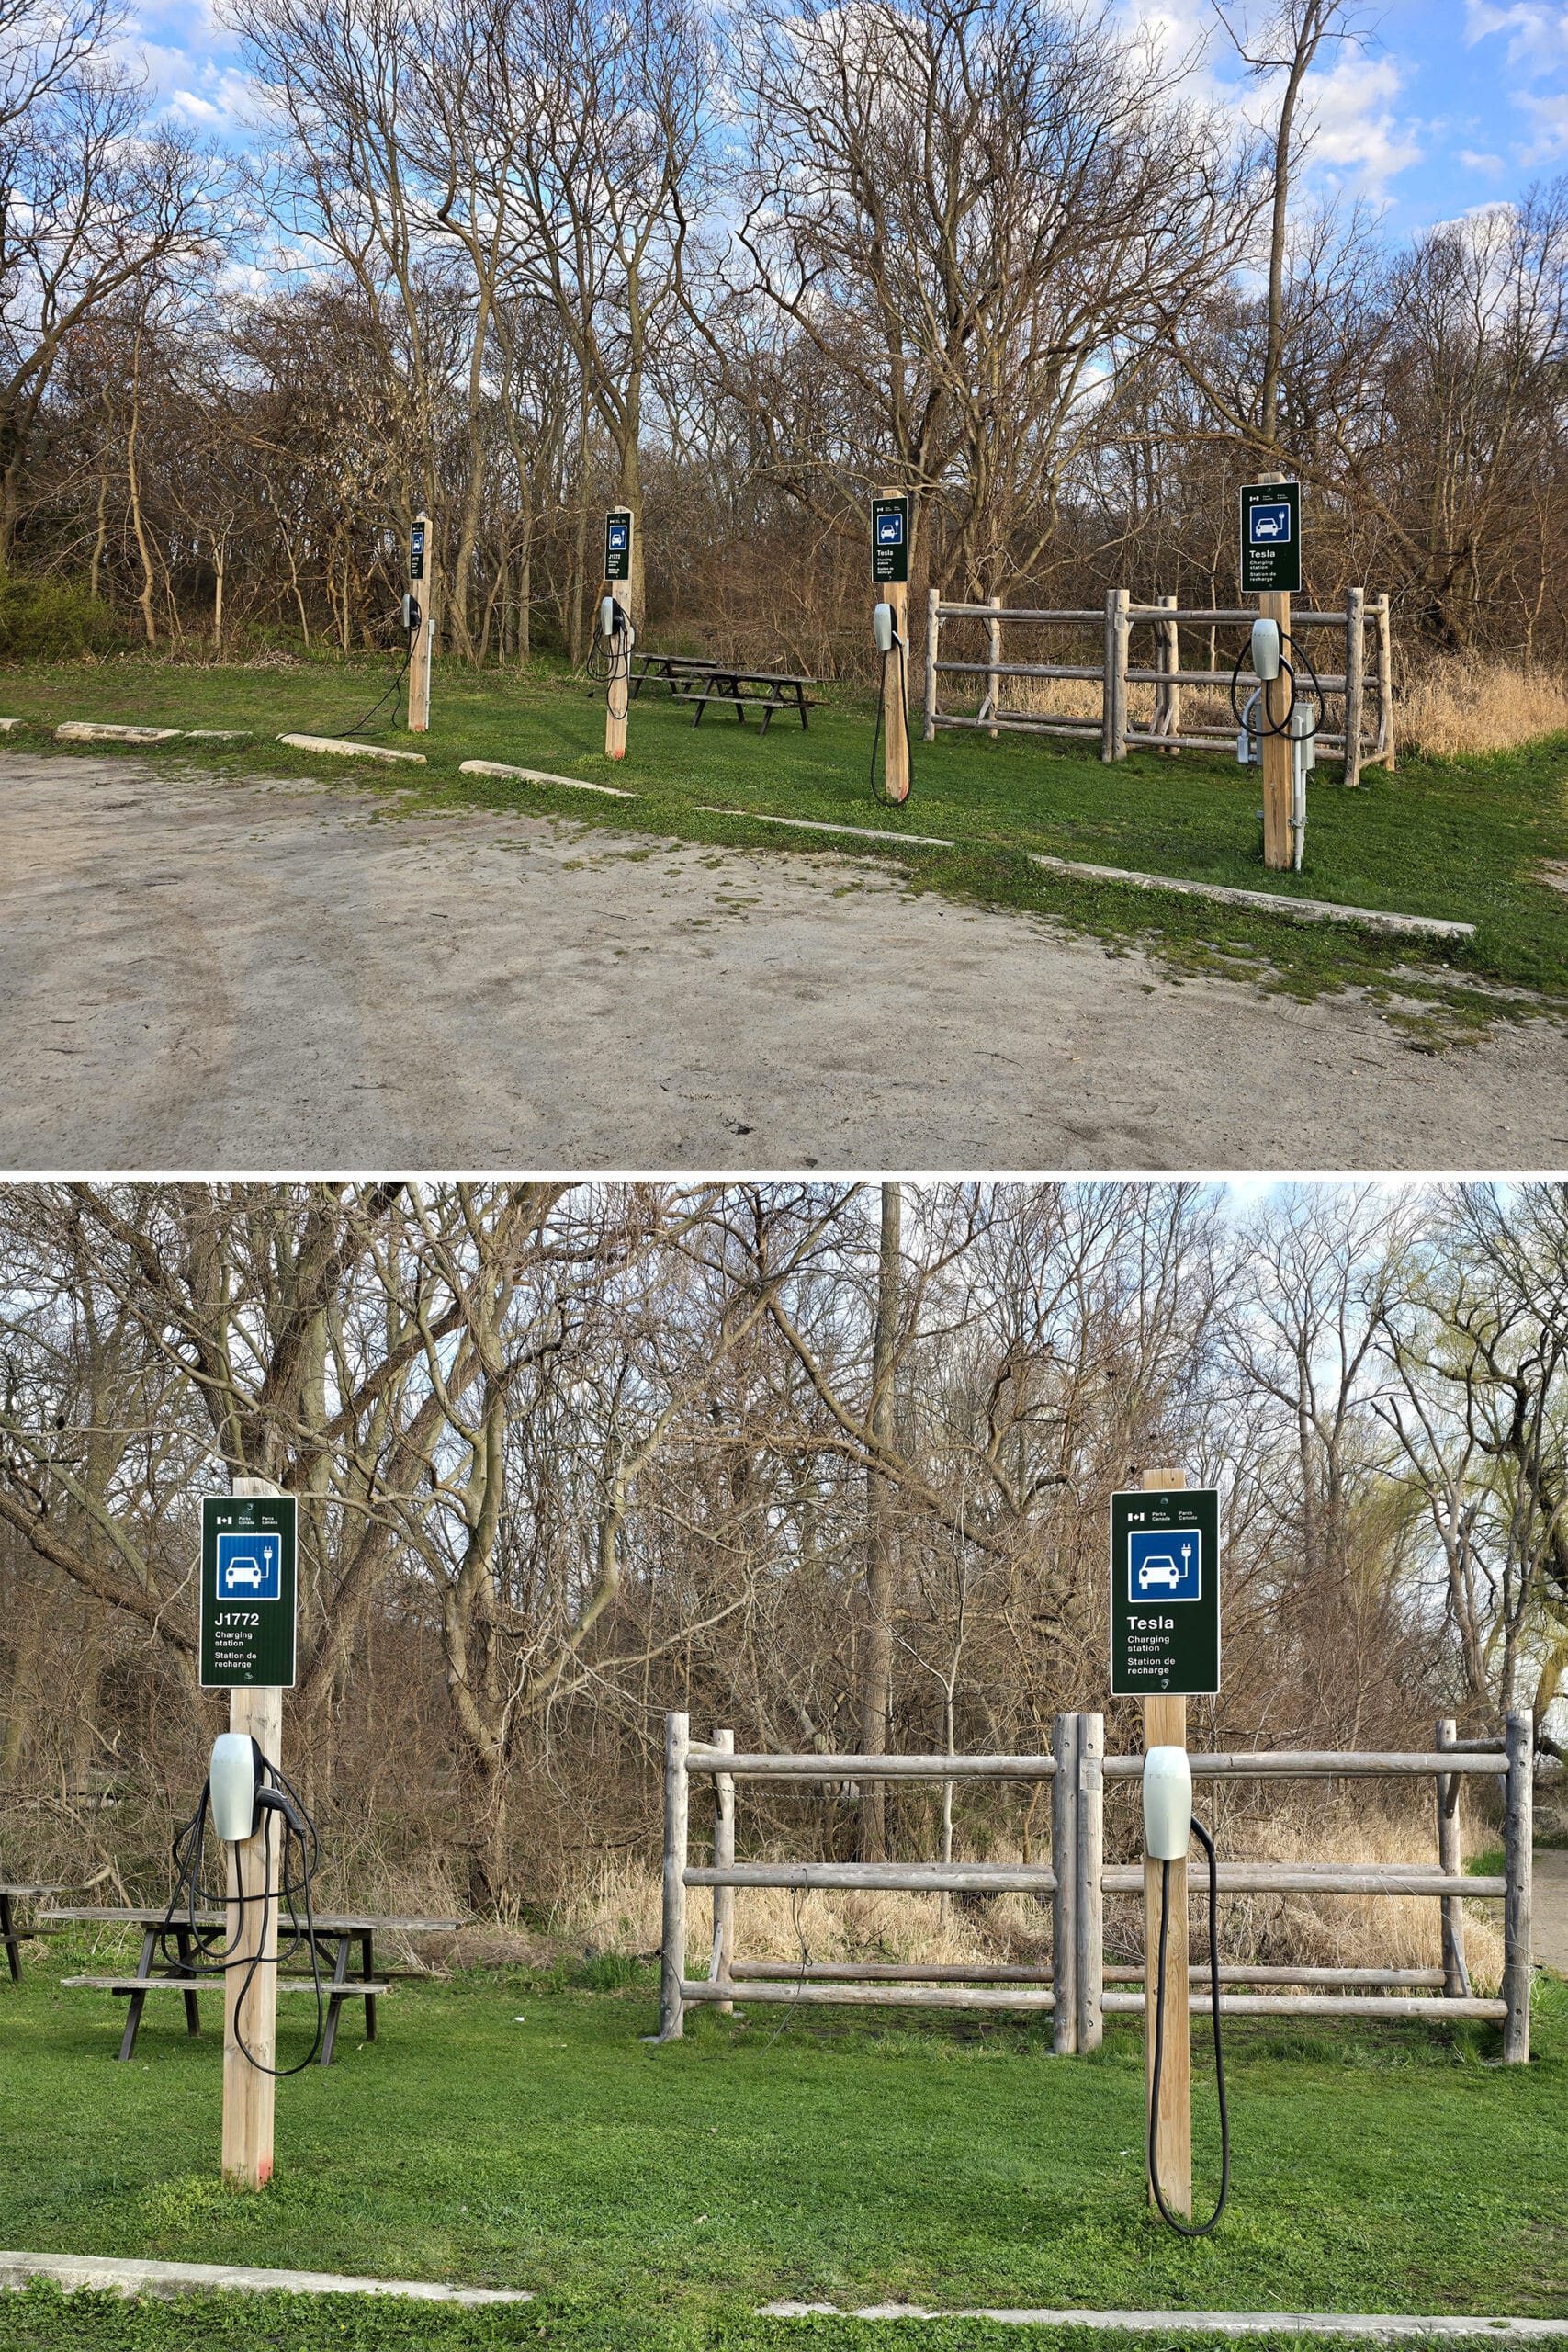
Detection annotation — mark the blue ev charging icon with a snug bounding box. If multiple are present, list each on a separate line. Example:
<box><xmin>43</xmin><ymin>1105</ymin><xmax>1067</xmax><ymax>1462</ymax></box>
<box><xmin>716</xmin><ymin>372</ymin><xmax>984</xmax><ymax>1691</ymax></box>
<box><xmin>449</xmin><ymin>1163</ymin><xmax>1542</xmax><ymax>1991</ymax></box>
<box><xmin>1248</xmin><ymin>502</ymin><xmax>1291</xmax><ymax>546</ymax></box>
<box><xmin>1129</xmin><ymin>1527</ymin><xmax>1201</xmax><ymax>1602</ymax></box>
<box><xmin>216</xmin><ymin>1532</ymin><xmax>281</xmax><ymax>1602</ymax></box>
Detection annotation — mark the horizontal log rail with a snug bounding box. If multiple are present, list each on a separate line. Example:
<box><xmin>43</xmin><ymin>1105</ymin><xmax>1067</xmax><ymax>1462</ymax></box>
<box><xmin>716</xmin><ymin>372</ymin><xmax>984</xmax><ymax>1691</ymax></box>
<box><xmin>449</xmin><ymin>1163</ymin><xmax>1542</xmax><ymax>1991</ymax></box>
<box><xmin>682</xmin><ymin>1977</ymin><xmax>1055</xmax><ymax>2012</ymax></box>
<box><xmin>1100</xmin><ymin>1992</ymin><xmax>1506</xmax><ymax>2020</ymax></box>
<box><xmin>685</xmin><ymin>1861</ymin><xmax>1057</xmax><ymax>1894</ymax></box>
<box><xmin>685</xmin><ymin>1749</ymin><xmax>1056</xmax><ymax>1780</ymax></box>
<box><xmin>1100</xmin><ymin>1867</ymin><xmax>1504</xmax><ymax>1897</ymax></box>
<box><xmin>1100</xmin><ymin>1750</ymin><xmax>1508</xmax><ymax>1778</ymax></box>
<box><xmin>729</xmin><ymin>1962</ymin><xmax>1449</xmax><ymax>1988</ymax></box>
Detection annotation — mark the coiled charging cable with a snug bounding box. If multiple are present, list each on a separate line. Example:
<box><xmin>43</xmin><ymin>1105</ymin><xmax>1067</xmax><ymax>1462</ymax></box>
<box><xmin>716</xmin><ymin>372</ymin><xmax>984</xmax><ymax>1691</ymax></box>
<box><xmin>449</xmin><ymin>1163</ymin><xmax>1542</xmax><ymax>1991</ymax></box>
<box><xmin>1148</xmin><ymin>1814</ymin><xmax>1230</xmax><ymax>2236</ymax></box>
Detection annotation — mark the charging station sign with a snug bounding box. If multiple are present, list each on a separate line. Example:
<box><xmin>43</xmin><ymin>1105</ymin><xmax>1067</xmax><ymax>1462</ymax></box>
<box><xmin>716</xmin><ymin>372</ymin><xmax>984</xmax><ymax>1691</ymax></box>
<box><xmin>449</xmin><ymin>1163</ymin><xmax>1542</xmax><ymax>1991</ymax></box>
<box><xmin>604</xmin><ymin>509</ymin><xmax>633</xmax><ymax>582</ymax></box>
<box><xmin>200</xmin><ymin>1494</ymin><xmax>297</xmax><ymax>1689</ymax></box>
<box><xmin>409</xmin><ymin>518</ymin><xmax>425</xmax><ymax>582</ymax></box>
<box><xmin>1110</xmin><ymin>1487</ymin><xmax>1220</xmax><ymax>1696</ymax></box>
<box><xmin>1240</xmin><ymin>481</ymin><xmax>1301</xmax><ymax>595</ymax></box>
<box><xmin>872</xmin><ymin>496</ymin><xmax>908</xmax><ymax>584</ymax></box>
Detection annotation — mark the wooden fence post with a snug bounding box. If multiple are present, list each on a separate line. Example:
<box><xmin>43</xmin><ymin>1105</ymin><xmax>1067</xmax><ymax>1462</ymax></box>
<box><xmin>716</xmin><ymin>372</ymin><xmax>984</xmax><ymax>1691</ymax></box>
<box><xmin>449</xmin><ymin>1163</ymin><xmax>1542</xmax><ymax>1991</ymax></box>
<box><xmin>1343</xmin><ymin>586</ymin><xmax>1365</xmax><ymax>787</ymax></box>
<box><xmin>1143</xmin><ymin>1465</ymin><xmax>1190</xmax><ymax>2217</ymax></box>
<box><xmin>987</xmin><ymin>594</ymin><xmax>1002</xmax><ymax>740</ymax></box>
<box><xmin>1159</xmin><ymin>594</ymin><xmax>1179</xmax><ymax>754</ymax></box>
<box><xmin>1502</xmin><ymin>1708</ymin><xmax>1533</xmax><ymax>2064</ymax></box>
<box><xmin>1374</xmin><ymin>593</ymin><xmax>1394</xmax><ymax>770</ymax></box>
<box><xmin>924</xmin><ymin>589</ymin><xmax>940</xmax><ymax>743</ymax></box>
<box><xmin>1436</xmin><ymin>1716</ymin><xmax>1469</xmax><ymax>1996</ymax></box>
<box><xmin>1101</xmin><ymin>591</ymin><xmax>1117</xmax><ymax>763</ymax></box>
<box><xmin>1051</xmin><ymin>1711</ymin><xmax>1078</xmax><ymax>2053</ymax></box>
<box><xmin>710</xmin><ymin>1727</ymin><xmax>736</xmax><ymax>2015</ymax></box>
<box><xmin>660</xmin><ymin>1711</ymin><xmax>689</xmax><ymax>2041</ymax></box>
<box><xmin>1111</xmin><ymin>590</ymin><xmax>1130</xmax><ymax>762</ymax></box>
<box><xmin>1077</xmin><ymin>1711</ymin><xmax>1104</xmax><ymax>2053</ymax></box>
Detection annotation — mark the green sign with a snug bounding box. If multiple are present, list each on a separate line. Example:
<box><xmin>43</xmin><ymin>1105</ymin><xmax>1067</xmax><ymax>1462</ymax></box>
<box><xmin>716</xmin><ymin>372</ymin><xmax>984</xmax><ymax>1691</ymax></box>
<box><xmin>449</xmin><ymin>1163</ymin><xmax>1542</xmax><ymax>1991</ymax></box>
<box><xmin>872</xmin><ymin>496</ymin><xmax>908</xmax><ymax>584</ymax></box>
<box><xmin>200</xmin><ymin>1494</ymin><xmax>298</xmax><ymax>1690</ymax></box>
<box><xmin>604</xmin><ymin>509</ymin><xmax>633</xmax><ymax>582</ymax></box>
<box><xmin>1239</xmin><ymin>480</ymin><xmax>1301</xmax><ymax>594</ymax></box>
<box><xmin>1110</xmin><ymin>1487</ymin><xmax>1220</xmax><ymax>1698</ymax></box>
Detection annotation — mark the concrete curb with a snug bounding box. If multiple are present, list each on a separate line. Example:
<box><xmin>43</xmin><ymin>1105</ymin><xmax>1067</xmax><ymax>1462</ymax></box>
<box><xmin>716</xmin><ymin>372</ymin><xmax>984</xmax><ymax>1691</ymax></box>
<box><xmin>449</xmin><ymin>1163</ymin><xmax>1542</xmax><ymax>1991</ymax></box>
<box><xmin>696</xmin><ymin>805</ymin><xmax>957</xmax><ymax>849</ymax></box>
<box><xmin>277</xmin><ymin>734</ymin><xmax>426</xmax><ymax>764</ymax></box>
<box><xmin>692</xmin><ymin>808</ymin><xmax>1475</xmax><ymax>938</ymax></box>
<box><xmin>0</xmin><ymin>2250</ymin><xmax>533</xmax><ymax>2306</ymax></box>
<box><xmin>1025</xmin><ymin>853</ymin><xmax>1475</xmax><ymax>940</ymax></box>
<box><xmin>459</xmin><ymin>758</ymin><xmax>635</xmax><ymax>798</ymax></box>
<box><xmin>759</xmin><ymin>2303</ymin><xmax>1568</xmax><ymax>2338</ymax></box>
<box><xmin>56</xmin><ymin>721</ymin><xmax>182</xmax><ymax>745</ymax></box>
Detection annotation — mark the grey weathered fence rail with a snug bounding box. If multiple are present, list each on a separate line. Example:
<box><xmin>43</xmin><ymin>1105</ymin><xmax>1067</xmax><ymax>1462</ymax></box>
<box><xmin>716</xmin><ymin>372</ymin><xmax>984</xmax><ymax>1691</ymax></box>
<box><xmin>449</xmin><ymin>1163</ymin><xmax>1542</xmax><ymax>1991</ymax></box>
<box><xmin>921</xmin><ymin>590</ymin><xmax>1395</xmax><ymax>785</ymax></box>
<box><xmin>659</xmin><ymin>1710</ymin><xmax>1533</xmax><ymax>2060</ymax></box>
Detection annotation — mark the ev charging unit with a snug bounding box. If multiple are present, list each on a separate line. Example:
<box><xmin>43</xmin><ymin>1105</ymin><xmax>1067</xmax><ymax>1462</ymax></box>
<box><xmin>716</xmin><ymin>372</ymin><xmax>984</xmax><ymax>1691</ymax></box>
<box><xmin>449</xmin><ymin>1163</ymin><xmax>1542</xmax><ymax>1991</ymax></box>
<box><xmin>870</xmin><ymin>494</ymin><xmax>911</xmax><ymax>804</ymax></box>
<box><xmin>192</xmin><ymin>1480</ymin><xmax>313</xmax><ymax>2188</ymax></box>
<box><xmin>1111</xmin><ymin>1471</ymin><xmax>1230</xmax><ymax>2236</ymax></box>
<box><xmin>601</xmin><ymin>510</ymin><xmax>636</xmax><ymax>760</ymax></box>
<box><xmin>407</xmin><ymin>512</ymin><xmax>434</xmax><ymax>733</ymax></box>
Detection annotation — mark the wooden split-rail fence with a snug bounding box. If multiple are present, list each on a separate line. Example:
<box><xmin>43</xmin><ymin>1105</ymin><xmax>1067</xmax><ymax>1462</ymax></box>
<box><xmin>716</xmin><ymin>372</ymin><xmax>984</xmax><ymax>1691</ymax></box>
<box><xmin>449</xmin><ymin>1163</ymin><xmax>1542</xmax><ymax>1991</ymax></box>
<box><xmin>658</xmin><ymin>1711</ymin><xmax>1533</xmax><ymax>2060</ymax></box>
<box><xmin>922</xmin><ymin>590</ymin><xmax>1395</xmax><ymax>784</ymax></box>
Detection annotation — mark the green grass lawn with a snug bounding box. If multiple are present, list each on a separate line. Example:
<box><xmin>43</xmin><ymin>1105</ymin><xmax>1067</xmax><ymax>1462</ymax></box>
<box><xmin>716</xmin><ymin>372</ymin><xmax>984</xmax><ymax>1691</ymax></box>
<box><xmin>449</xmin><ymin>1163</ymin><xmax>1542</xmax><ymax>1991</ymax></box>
<box><xmin>4</xmin><ymin>652</ymin><xmax>1567</xmax><ymax>1032</ymax></box>
<box><xmin>1</xmin><ymin>1941</ymin><xmax>1564</xmax><ymax>2352</ymax></box>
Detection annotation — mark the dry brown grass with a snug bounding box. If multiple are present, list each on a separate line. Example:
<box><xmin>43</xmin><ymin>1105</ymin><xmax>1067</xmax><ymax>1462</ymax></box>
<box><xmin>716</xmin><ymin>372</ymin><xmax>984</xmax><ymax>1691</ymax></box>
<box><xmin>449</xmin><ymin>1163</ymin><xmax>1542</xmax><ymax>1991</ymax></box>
<box><xmin>550</xmin><ymin>1790</ymin><xmax>1505</xmax><ymax>1996</ymax></box>
<box><xmin>1396</xmin><ymin>661</ymin><xmax>1568</xmax><ymax>756</ymax></box>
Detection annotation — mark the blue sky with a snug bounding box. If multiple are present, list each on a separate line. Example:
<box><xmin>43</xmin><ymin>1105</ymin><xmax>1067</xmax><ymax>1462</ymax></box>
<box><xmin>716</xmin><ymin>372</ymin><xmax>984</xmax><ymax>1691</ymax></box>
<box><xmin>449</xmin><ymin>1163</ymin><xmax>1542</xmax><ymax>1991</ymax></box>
<box><xmin>129</xmin><ymin>0</ymin><xmax>1568</xmax><ymax>242</ymax></box>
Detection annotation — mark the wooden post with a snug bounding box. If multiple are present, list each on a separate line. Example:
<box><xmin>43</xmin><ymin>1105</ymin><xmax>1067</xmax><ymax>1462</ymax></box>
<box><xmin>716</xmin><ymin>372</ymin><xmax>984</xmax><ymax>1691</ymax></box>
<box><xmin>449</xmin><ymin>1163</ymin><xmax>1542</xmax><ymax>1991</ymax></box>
<box><xmin>1111</xmin><ymin>589</ymin><xmax>1130</xmax><ymax>763</ymax></box>
<box><xmin>1374</xmin><ymin>593</ymin><xmax>1394</xmax><ymax>770</ymax></box>
<box><xmin>1077</xmin><ymin>1711</ymin><xmax>1104</xmax><ymax>2053</ymax></box>
<box><xmin>660</xmin><ymin>1711</ymin><xmax>689</xmax><ymax>2041</ymax></box>
<box><xmin>1436</xmin><ymin>1717</ymin><xmax>1469</xmax><ymax>1997</ymax></box>
<box><xmin>1142</xmin><ymin>1465</ymin><xmax>1190</xmax><ymax>2218</ymax></box>
<box><xmin>604</xmin><ymin>580</ymin><xmax>632</xmax><ymax>763</ymax></box>
<box><xmin>1502</xmin><ymin>1708</ymin><xmax>1533</xmax><ymax>2064</ymax></box>
<box><xmin>880</xmin><ymin>590</ymin><xmax>911</xmax><ymax>805</ymax></box>
<box><xmin>221</xmin><ymin>1679</ymin><xmax>282</xmax><ymax>2188</ymax></box>
<box><xmin>407</xmin><ymin>512</ymin><xmax>434</xmax><ymax>734</ymax></box>
<box><xmin>1343</xmin><ymin>586</ymin><xmax>1365</xmax><ymax>787</ymax></box>
<box><xmin>1259</xmin><ymin>586</ymin><xmax>1292</xmax><ymax>869</ymax></box>
<box><xmin>986</xmin><ymin>594</ymin><xmax>1002</xmax><ymax>740</ymax></box>
<box><xmin>711</xmin><ymin>1727</ymin><xmax>736</xmax><ymax>2016</ymax></box>
<box><xmin>1159</xmin><ymin>594</ymin><xmax>1179</xmax><ymax>754</ymax></box>
<box><xmin>1051</xmin><ymin>1711</ymin><xmax>1079</xmax><ymax>2054</ymax></box>
<box><xmin>923</xmin><ymin>588</ymin><xmax>940</xmax><ymax>743</ymax></box>
<box><xmin>1101</xmin><ymin>590</ymin><xmax>1117</xmax><ymax>763</ymax></box>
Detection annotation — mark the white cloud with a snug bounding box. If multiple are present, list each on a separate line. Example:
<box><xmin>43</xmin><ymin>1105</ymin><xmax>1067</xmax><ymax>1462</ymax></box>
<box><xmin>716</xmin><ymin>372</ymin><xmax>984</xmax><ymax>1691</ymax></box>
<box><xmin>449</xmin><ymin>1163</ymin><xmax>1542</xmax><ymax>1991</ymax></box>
<box><xmin>1303</xmin><ymin>53</ymin><xmax>1424</xmax><ymax>195</ymax></box>
<box><xmin>1465</xmin><ymin>2</ymin><xmax>1568</xmax><ymax>74</ymax></box>
<box><xmin>1459</xmin><ymin>146</ymin><xmax>1506</xmax><ymax>168</ymax></box>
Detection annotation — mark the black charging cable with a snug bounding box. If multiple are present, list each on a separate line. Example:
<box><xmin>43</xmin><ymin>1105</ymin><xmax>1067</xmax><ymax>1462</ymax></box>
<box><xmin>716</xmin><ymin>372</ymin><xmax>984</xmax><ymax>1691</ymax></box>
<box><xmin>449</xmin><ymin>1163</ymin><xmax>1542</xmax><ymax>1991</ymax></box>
<box><xmin>1148</xmin><ymin>1815</ymin><xmax>1230</xmax><ymax>2237</ymax></box>
<box><xmin>153</xmin><ymin>1747</ymin><xmax>326</xmax><ymax>2075</ymax></box>
<box><xmin>1228</xmin><ymin>630</ymin><xmax>1325</xmax><ymax>746</ymax></box>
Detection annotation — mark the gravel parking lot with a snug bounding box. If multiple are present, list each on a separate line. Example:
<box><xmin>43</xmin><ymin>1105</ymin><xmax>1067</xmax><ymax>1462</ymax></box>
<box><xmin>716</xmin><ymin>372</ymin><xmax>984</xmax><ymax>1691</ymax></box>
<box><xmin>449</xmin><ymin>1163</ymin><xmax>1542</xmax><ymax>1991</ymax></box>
<box><xmin>4</xmin><ymin>753</ymin><xmax>1565</xmax><ymax>1170</ymax></box>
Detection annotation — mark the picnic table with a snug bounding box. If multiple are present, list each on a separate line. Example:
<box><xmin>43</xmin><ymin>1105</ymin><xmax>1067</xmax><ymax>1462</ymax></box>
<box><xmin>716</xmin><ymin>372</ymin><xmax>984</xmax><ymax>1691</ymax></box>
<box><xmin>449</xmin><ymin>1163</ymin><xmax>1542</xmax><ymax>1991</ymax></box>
<box><xmin>1</xmin><ymin>1884</ymin><xmax>69</xmax><ymax>1984</ymax></box>
<box><xmin>631</xmin><ymin>651</ymin><xmax>816</xmax><ymax>733</ymax></box>
<box><xmin>45</xmin><ymin>1906</ymin><xmax>460</xmax><ymax>2064</ymax></box>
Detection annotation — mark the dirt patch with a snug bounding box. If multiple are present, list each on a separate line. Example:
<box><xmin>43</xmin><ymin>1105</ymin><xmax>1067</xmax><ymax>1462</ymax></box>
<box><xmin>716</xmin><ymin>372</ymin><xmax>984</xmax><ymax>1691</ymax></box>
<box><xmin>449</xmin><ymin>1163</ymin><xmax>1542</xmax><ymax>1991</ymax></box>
<box><xmin>5</xmin><ymin>752</ymin><xmax>1568</xmax><ymax>1169</ymax></box>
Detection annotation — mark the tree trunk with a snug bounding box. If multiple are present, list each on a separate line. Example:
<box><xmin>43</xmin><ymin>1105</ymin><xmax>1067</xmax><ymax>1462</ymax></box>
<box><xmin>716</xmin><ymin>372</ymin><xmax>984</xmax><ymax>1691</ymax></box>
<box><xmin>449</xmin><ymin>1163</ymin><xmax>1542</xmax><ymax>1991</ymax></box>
<box><xmin>860</xmin><ymin>1182</ymin><xmax>901</xmax><ymax>1860</ymax></box>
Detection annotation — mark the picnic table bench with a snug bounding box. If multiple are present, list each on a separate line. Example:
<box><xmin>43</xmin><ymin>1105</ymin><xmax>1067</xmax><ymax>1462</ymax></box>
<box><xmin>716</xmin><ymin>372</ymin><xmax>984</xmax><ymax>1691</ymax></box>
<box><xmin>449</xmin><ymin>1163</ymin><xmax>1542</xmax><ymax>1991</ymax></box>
<box><xmin>47</xmin><ymin>1906</ymin><xmax>460</xmax><ymax>2064</ymax></box>
<box><xmin>632</xmin><ymin>651</ymin><xmax>816</xmax><ymax>733</ymax></box>
<box><xmin>2</xmin><ymin>1884</ymin><xmax>70</xmax><ymax>1984</ymax></box>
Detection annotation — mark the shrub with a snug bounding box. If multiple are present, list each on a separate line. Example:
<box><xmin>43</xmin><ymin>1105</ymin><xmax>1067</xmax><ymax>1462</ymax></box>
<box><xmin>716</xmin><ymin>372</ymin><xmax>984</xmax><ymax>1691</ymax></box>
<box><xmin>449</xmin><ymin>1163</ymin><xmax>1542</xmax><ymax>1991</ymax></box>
<box><xmin>0</xmin><ymin>573</ymin><xmax>123</xmax><ymax>659</ymax></box>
